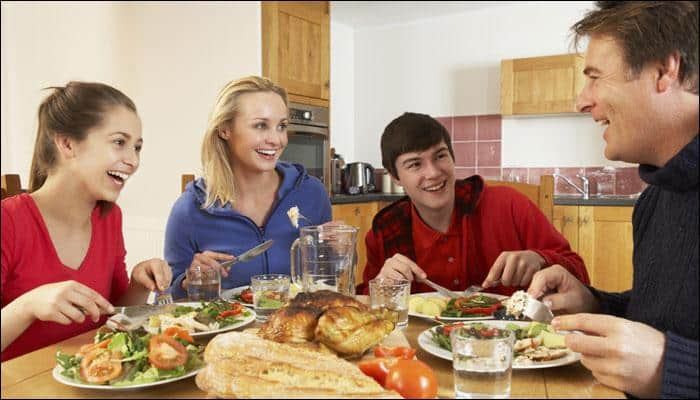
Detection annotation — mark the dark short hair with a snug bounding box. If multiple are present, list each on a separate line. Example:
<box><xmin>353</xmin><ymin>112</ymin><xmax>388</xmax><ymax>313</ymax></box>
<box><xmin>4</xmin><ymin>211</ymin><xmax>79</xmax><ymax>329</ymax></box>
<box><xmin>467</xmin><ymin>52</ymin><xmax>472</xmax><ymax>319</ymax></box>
<box><xmin>571</xmin><ymin>1</ymin><xmax>698</xmax><ymax>94</ymax></box>
<box><xmin>381</xmin><ymin>112</ymin><xmax>454</xmax><ymax>178</ymax></box>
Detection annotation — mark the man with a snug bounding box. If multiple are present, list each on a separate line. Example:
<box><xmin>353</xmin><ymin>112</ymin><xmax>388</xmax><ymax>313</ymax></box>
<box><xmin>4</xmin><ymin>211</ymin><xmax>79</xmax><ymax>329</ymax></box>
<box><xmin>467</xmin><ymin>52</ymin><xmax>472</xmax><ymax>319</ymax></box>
<box><xmin>527</xmin><ymin>2</ymin><xmax>698</xmax><ymax>398</ymax></box>
<box><xmin>357</xmin><ymin>112</ymin><xmax>589</xmax><ymax>296</ymax></box>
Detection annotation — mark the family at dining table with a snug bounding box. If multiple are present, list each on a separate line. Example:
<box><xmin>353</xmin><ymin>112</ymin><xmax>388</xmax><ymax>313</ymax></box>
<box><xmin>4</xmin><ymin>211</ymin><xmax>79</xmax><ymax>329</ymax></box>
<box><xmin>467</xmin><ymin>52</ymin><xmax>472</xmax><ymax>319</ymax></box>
<box><xmin>1</xmin><ymin>1</ymin><xmax>697</xmax><ymax>398</ymax></box>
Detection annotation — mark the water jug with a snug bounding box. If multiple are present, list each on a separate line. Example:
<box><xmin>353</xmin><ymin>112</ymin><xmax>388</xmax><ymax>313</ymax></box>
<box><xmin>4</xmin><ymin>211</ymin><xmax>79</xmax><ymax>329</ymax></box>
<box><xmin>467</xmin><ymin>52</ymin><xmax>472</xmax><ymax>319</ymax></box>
<box><xmin>290</xmin><ymin>224</ymin><xmax>359</xmax><ymax>296</ymax></box>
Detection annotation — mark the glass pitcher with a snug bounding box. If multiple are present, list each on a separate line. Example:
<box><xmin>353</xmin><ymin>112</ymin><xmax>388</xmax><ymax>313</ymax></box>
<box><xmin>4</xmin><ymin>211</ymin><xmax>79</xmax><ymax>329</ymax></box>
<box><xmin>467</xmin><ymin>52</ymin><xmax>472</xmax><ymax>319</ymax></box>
<box><xmin>290</xmin><ymin>224</ymin><xmax>359</xmax><ymax>296</ymax></box>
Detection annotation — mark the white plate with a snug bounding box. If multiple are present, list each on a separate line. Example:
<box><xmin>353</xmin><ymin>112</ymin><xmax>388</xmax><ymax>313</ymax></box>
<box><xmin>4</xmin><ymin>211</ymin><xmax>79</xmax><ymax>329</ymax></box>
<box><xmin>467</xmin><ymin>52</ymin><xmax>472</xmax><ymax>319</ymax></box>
<box><xmin>417</xmin><ymin>320</ymin><xmax>581</xmax><ymax>369</ymax></box>
<box><xmin>149</xmin><ymin>302</ymin><xmax>256</xmax><ymax>338</ymax></box>
<box><xmin>409</xmin><ymin>292</ymin><xmax>507</xmax><ymax>321</ymax></box>
<box><xmin>52</xmin><ymin>364</ymin><xmax>202</xmax><ymax>390</ymax></box>
<box><xmin>220</xmin><ymin>285</ymin><xmax>253</xmax><ymax>307</ymax></box>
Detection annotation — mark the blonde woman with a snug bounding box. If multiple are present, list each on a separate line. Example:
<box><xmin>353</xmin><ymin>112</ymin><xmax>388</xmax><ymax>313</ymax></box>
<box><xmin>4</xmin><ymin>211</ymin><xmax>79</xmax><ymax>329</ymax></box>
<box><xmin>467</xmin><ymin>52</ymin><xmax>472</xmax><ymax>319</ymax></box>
<box><xmin>164</xmin><ymin>76</ymin><xmax>331</xmax><ymax>298</ymax></box>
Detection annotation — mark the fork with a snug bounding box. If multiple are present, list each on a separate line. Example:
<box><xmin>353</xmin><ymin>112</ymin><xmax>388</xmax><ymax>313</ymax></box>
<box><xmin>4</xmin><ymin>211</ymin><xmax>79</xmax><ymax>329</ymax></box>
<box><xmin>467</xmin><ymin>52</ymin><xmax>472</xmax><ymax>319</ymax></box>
<box><xmin>154</xmin><ymin>287</ymin><xmax>173</xmax><ymax>305</ymax></box>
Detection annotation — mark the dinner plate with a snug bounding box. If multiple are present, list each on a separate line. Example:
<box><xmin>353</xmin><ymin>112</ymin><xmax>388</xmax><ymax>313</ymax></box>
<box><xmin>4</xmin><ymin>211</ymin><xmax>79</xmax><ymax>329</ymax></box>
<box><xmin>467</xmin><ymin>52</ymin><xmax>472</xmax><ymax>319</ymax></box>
<box><xmin>145</xmin><ymin>302</ymin><xmax>256</xmax><ymax>338</ymax></box>
<box><xmin>409</xmin><ymin>292</ymin><xmax>507</xmax><ymax>321</ymax></box>
<box><xmin>52</xmin><ymin>365</ymin><xmax>202</xmax><ymax>390</ymax></box>
<box><xmin>220</xmin><ymin>285</ymin><xmax>253</xmax><ymax>307</ymax></box>
<box><xmin>417</xmin><ymin>320</ymin><xmax>581</xmax><ymax>369</ymax></box>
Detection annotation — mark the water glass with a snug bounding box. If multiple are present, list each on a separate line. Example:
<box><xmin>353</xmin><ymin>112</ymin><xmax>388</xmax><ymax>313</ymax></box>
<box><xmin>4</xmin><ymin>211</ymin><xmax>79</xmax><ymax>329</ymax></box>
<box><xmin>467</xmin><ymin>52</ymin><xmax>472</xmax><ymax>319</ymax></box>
<box><xmin>186</xmin><ymin>265</ymin><xmax>221</xmax><ymax>301</ymax></box>
<box><xmin>369</xmin><ymin>277</ymin><xmax>410</xmax><ymax>327</ymax></box>
<box><xmin>450</xmin><ymin>325</ymin><xmax>515</xmax><ymax>399</ymax></box>
<box><xmin>251</xmin><ymin>274</ymin><xmax>290</xmax><ymax>321</ymax></box>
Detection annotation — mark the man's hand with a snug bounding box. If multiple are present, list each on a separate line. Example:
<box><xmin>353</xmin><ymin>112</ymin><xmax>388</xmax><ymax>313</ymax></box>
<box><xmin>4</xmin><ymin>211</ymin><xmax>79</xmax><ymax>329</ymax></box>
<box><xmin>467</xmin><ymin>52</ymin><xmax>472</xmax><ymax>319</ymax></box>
<box><xmin>377</xmin><ymin>253</ymin><xmax>426</xmax><ymax>282</ymax></box>
<box><xmin>553</xmin><ymin>313</ymin><xmax>665</xmax><ymax>398</ymax></box>
<box><xmin>527</xmin><ymin>264</ymin><xmax>598</xmax><ymax>314</ymax></box>
<box><xmin>131</xmin><ymin>258</ymin><xmax>173</xmax><ymax>292</ymax></box>
<box><xmin>482</xmin><ymin>250</ymin><xmax>546</xmax><ymax>288</ymax></box>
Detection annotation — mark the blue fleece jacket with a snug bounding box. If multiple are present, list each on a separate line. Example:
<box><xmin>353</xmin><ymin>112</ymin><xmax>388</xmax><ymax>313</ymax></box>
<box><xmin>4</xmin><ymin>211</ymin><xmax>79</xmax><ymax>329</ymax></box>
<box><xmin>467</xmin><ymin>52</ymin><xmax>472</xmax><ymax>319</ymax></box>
<box><xmin>164</xmin><ymin>162</ymin><xmax>332</xmax><ymax>299</ymax></box>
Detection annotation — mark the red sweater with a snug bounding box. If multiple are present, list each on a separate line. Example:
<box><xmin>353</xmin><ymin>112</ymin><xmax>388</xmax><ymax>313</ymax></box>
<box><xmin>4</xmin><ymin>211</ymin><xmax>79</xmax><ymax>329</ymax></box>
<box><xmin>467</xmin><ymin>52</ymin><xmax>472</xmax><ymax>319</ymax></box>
<box><xmin>1</xmin><ymin>194</ymin><xmax>129</xmax><ymax>361</ymax></box>
<box><xmin>358</xmin><ymin>176</ymin><xmax>589</xmax><ymax>295</ymax></box>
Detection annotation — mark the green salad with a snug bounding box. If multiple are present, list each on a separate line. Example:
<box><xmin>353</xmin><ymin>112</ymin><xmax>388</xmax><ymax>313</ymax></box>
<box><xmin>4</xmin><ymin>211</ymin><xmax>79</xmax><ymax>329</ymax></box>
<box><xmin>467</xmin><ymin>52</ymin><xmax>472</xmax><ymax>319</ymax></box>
<box><xmin>56</xmin><ymin>328</ymin><xmax>205</xmax><ymax>387</ymax></box>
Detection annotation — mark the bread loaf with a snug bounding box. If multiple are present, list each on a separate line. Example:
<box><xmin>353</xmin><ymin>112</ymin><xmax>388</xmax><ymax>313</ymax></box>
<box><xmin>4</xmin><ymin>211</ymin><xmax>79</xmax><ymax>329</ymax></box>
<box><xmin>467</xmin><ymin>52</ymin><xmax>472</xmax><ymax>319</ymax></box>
<box><xmin>196</xmin><ymin>332</ymin><xmax>400</xmax><ymax>398</ymax></box>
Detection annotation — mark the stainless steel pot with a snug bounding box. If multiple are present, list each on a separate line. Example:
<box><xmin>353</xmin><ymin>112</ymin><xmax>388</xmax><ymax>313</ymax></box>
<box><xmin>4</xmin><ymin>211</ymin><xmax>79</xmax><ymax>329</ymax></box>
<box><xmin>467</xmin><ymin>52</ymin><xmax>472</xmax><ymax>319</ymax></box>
<box><xmin>343</xmin><ymin>162</ymin><xmax>375</xmax><ymax>194</ymax></box>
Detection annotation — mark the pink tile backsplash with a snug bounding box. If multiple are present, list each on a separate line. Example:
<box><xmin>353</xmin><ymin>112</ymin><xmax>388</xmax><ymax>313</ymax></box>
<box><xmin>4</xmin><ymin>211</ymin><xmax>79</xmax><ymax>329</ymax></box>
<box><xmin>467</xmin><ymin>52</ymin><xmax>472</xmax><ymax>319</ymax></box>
<box><xmin>453</xmin><ymin>116</ymin><xmax>476</xmax><ymax>141</ymax></box>
<box><xmin>455</xmin><ymin>167</ymin><xmax>477</xmax><ymax>180</ymax></box>
<box><xmin>476</xmin><ymin>167</ymin><xmax>501</xmax><ymax>180</ymax></box>
<box><xmin>435</xmin><ymin>117</ymin><xmax>453</xmax><ymax>139</ymax></box>
<box><xmin>614</xmin><ymin>167</ymin><xmax>646</xmax><ymax>195</ymax></box>
<box><xmin>500</xmin><ymin>166</ymin><xmax>646</xmax><ymax>196</ymax></box>
<box><xmin>453</xmin><ymin>142</ymin><xmax>476</xmax><ymax>167</ymax></box>
<box><xmin>477</xmin><ymin>142</ymin><xmax>501</xmax><ymax>167</ymax></box>
<box><xmin>476</xmin><ymin>115</ymin><xmax>502</xmax><ymax>140</ymax></box>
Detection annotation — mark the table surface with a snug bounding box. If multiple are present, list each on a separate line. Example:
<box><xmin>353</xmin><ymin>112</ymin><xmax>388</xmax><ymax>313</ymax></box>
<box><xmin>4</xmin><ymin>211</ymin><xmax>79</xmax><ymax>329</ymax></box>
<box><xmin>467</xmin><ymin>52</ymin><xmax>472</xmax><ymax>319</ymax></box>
<box><xmin>1</xmin><ymin>311</ymin><xmax>625</xmax><ymax>398</ymax></box>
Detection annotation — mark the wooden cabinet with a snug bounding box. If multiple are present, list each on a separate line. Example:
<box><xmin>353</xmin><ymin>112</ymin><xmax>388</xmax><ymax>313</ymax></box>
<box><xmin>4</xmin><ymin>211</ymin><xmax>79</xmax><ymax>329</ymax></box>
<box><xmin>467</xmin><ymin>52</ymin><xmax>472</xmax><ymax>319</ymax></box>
<box><xmin>553</xmin><ymin>205</ymin><xmax>633</xmax><ymax>292</ymax></box>
<box><xmin>262</xmin><ymin>1</ymin><xmax>330</xmax><ymax>107</ymax></box>
<box><xmin>332</xmin><ymin>202</ymin><xmax>380</xmax><ymax>285</ymax></box>
<box><xmin>501</xmin><ymin>54</ymin><xmax>585</xmax><ymax>115</ymax></box>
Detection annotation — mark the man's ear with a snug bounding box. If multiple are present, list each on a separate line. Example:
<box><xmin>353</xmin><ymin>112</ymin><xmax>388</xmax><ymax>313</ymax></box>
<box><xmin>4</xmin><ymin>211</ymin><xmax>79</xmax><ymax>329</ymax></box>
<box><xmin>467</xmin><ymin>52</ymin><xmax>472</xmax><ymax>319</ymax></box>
<box><xmin>53</xmin><ymin>134</ymin><xmax>76</xmax><ymax>159</ymax></box>
<box><xmin>657</xmin><ymin>51</ymin><xmax>681</xmax><ymax>93</ymax></box>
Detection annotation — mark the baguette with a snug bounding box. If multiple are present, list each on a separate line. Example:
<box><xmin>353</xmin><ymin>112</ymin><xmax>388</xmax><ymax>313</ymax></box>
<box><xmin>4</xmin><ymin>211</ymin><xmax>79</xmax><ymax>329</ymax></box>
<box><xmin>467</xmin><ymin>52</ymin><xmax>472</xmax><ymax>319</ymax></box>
<box><xmin>197</xmin><ymin>332</ymin><xmax>400</xmax><ymax>398</ymax></box>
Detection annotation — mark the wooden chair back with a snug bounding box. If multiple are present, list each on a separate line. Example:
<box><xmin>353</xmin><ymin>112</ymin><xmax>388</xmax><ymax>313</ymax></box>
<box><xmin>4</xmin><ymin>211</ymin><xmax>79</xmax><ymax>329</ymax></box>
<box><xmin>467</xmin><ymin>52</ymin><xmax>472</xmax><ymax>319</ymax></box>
<box><xmin>182</xmin><ymin>174</ymin><xmax>195</xmax><ymax>193</ymax></box>
<box><xmin>486</xmin><ymin>175</ymin><xmax>554</xmax><ymax>222</ymax></box>
<box><xmin>1</xmin><ymin>174</ymin><xmax>24</xmax><ymax>200</ymax></box>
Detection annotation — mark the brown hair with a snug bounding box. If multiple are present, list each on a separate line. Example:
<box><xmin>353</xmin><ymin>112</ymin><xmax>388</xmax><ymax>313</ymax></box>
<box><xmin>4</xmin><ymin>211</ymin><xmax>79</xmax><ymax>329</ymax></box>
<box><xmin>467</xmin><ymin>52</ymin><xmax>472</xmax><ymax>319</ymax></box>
<box><xmin>381</xmin><ymin>112</ymin><xmax>454</xmax><ymax>179</ymax></box>
<box><xmin>28</xmin><ymin>81</ymin><xmax>137</xmax><ymax>192</ymax></box>
<box><xmin>571</xmin><ymin>1</ymin><xmax>699</xmax><ymax>94</ymax></box>
<box><xmin>200</xmin><ymin>76</ymin><xmax>288</xmax><ymax>209</ymax></box>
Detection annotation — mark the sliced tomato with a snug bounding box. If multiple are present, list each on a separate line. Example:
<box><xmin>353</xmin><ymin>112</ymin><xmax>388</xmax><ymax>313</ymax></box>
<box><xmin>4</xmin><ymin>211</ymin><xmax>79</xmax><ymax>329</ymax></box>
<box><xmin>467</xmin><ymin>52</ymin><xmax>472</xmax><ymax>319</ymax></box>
<box><xmin>240</xmin><ymin>289</ymin><xmax>253</xmax><ymax>303</ymax></box>
<box><xmin>79</xmin><ymin>348</ymin><xmax>122</xmax><ymax>384</ymax></box>
<box><xmin>148</xmin><ymin>334</ymin><xmax>188</xmax><ymax>370</ymax></box>
<box><xmin>164</xmin><ymin>326</ymin><xmax>194</xmax><ymax>343</ymax></box>
<box><xmin>219</xmin><ymin>302</ymin><xmax>243</xmax><ymax>319</ymax></box>
<box><xmin>384</xmin><ymin>359</ymin><xmax>438</xmax><ymax>399</ymax></box>
<box><xmin>454</xmin><ymin>298</ymin><xmax>501</xmax><ymax>315</ymax></box>
<box><xmin>357</xmin><ymin>357</ymin><xmax>399</xmax><ymax>386</ymax></box>
<box><xmin>442</xmin><ymin>322</ymin><xmax>466</xmax><ymax>337</ymax></box>
<box><xmin>373</xmin><ymin>346</ymin><xmax>416</xmax><ymax>360</ymax></box>
<box><xmin>78</xmin><ymin>338</ymin><xmax>111</xmax><ymax>356</ymax></box>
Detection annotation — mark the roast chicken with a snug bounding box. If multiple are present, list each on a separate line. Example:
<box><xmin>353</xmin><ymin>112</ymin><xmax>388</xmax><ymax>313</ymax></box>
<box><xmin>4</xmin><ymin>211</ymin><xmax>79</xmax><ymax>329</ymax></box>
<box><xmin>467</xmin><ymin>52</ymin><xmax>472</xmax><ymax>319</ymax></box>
<box><xmin>257</xmin><ymin>290</ymin><xmax>394</xmax><ymax>357</ymax></box>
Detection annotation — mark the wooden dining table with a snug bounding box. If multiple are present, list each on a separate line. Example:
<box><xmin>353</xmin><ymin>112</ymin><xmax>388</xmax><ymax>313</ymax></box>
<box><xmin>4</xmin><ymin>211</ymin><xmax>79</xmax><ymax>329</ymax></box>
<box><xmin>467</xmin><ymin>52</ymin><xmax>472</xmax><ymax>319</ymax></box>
<box><xmin>1</xmin><ymin>307</ymin><xmax>625</xmax><ymax>398</ymax></box>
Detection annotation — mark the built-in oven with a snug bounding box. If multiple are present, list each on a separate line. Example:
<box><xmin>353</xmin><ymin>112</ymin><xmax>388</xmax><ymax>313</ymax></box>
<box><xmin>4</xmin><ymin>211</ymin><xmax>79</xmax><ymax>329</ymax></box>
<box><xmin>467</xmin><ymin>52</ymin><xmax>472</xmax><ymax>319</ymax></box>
<box><xmin>281</xmin><ymin>102</ymin><xmax>330</xmax><ymax>192</ymax></box>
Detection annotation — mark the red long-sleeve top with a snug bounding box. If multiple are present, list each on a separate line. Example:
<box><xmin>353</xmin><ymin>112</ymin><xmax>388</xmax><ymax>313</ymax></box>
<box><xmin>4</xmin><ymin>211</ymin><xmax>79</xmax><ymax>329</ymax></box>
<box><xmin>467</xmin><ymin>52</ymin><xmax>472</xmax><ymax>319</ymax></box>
<box><xmin>358</xmin><ymin>176</ymin><xmax>589</xmax><ymax>295</ymax></box>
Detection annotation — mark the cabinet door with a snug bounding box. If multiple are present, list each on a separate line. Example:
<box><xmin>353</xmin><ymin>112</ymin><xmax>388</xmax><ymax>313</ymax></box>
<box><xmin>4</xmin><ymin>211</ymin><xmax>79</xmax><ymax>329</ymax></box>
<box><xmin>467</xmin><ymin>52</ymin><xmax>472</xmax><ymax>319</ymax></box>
<box><xmin>501</xmin><ymin>54</ymin><xmax>584</xmax><ymax>115</ymax></box>
<box><xmin>332</xmin><ymin>202</ymin><xmax>379</xmax><ymax>285</ymax></box>
<box><xmin>577</xmin><ymin>206</ymin><xmax>634</xmax><ymax>292</ymax></box>
<box><xmin>262</xmin><ymin>1</ymin><xmax>330</xmax><ymax>104</ymax></box>
<box><xmin>553</xmin><ymin>205</ymin><xmax>579</xmax><ymax>253</ymax></box>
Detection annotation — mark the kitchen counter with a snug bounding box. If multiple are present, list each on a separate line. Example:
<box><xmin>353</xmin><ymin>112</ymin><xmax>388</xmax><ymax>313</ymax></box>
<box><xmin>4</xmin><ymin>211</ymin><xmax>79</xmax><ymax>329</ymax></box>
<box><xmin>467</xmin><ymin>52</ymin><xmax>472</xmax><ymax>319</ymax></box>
<box><xmin>330</xmin><ymin>193</ymin><xmax>406</xmax><ymax>204</ymax></box>
<box><xmin>554</xmin><ymin>195</ymin><xmax>638</xmax><ymax>206</ymax></box>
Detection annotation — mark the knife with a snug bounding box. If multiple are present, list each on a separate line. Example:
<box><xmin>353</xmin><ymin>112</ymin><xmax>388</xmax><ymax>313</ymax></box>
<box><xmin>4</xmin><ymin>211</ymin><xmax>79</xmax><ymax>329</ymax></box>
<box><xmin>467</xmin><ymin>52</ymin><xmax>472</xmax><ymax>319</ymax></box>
<box><xmin>219</xmin><ymin>239</ymin><xmax>274</xmax><ymax>270</ymax></box>
<box><xmin>417</xmin><ymin>277</ymin><xmax>459</xmax><ymax>299</ymax></box>
<box><xmin>110</xmin><ymin>303</ymin><xmax>177</xmax><ymax>319</ymax></box>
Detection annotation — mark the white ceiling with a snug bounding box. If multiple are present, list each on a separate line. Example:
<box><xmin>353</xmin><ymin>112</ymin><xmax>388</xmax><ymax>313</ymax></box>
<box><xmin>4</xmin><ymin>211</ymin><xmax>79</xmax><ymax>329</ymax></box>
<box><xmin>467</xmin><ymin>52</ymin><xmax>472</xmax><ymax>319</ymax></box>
<box><xmin>330</xmin><ymin>1</ymin><xmax>522</xmax><ymax>29</ymax></box>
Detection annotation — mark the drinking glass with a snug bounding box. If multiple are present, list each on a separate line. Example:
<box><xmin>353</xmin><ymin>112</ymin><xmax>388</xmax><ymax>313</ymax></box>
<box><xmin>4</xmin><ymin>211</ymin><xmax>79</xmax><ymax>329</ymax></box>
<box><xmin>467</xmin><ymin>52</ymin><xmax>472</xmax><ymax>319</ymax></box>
<box><xmin>251</xmin><ymin>274</ymin><xmax>290</xmax><ymax>321</ymax></box>
<box><xmin>369</xmin><ymin>277</ymin><xmax>410</xmax><ymax>327</ymax></box>
<box><xmin>450</xmin><ymin>325</ymin><xmax>515</xmax><ymax>399</ymax></box>
<box><xmin>186</xmin><ymin>265</ymin><xmax>221</xmax><ymax>301</ymax></box>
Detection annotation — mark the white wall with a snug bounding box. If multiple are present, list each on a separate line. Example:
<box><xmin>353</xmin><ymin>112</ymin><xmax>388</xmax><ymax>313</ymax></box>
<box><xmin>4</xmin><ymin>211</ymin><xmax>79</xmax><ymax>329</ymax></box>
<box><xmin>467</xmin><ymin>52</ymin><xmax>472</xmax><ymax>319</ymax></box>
<box><xmin>348</xmin><ymin>1</ymin><xmax>632</xmax><ymax>168</ymax></box>
<box><xmin>330</xmin><ymin>21</ymin><xmax>355</xmax><ymax>162</ymax></box>
<box><xmin>1</xmin><ymin>1</ymin><xmax>261</xmax><ymax>269</ymax></box>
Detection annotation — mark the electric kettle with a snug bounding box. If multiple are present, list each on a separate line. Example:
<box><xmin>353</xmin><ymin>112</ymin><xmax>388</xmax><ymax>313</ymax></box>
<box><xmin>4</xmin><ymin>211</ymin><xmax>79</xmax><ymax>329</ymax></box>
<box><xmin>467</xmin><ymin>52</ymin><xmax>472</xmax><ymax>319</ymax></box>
<box><xmin>343</xmin><ymin>162</ymin><xmax>375</xmax><ymax>195</ymax></box>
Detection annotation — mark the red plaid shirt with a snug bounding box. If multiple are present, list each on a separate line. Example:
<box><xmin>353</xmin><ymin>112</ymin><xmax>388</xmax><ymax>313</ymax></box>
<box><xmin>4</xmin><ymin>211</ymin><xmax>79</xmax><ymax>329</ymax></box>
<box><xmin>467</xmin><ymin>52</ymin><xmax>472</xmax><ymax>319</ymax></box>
<box><xmin>357</xmin><ymin>175</ymin><xmax>589</xmax><ymax>295</ymax></box>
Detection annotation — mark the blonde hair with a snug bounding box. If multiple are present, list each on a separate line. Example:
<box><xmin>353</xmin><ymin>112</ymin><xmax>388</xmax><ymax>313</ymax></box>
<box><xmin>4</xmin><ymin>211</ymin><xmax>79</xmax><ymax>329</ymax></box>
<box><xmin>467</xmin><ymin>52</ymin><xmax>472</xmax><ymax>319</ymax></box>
<box><xmin>200</xmin><ymin>76</ymin><xmax>288</xmax><ymax>209</ymax></box>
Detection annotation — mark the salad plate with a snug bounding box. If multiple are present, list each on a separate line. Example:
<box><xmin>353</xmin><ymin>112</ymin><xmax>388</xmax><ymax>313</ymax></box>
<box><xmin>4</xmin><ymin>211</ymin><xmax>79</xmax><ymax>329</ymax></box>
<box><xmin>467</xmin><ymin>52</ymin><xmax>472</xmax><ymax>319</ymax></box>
<box><xmin>409</xmin><ymin>292</ymin><xmax>507</xmax><ymax>321</ymax></box>
<box><xmin>417</xmin><ymin>320</ymin><xmax>581</xmax><ymax>369</ymax></box>
<box><xmin>144</xmin><ymin>301</ymin><xmax>256</xmax><ymax>338</ymax></box>
<box><xmin>52</xmin><ymin>365</ymin><xmax>201</xmax><ymax>390</ymax></box>
<box><xmin>220</xmin><ymin>285</ymin><xmax>253</xmax><ymax>307</ymax></box>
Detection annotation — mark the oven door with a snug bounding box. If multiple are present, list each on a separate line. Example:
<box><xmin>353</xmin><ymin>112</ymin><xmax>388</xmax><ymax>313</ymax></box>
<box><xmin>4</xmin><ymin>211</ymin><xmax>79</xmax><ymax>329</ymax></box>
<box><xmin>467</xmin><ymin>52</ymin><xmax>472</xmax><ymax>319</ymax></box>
<box><xmin>281</xmin><ymin>125</ymin><xmax>329</xmax><ymax>192</ymax></box>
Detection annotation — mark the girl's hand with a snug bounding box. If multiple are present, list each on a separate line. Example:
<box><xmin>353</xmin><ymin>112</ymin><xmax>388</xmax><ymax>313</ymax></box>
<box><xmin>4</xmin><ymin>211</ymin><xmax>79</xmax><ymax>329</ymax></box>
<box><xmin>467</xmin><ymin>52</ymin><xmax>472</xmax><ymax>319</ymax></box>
<box><xmin>183</xmin><ymin>251</ymin><xmax>233</xmax><ymax>289</ymax></box>
<box><xmin>131</xmin><ymin>258</ymin><xmax>172</xmax><ymax>292</ymax></box>
<box><xmin>25</xmin><ymin>281</ymin><xmax>114</xmax><ymax>325</ymax></box>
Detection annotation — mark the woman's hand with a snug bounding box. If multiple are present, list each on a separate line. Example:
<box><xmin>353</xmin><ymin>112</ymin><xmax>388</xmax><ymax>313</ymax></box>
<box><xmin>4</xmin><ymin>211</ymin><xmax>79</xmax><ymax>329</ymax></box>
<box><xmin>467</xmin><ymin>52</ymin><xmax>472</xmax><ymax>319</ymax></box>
<box><xmin>131</xmin><ymin>258</ymin><xmax>173</xmax><ymax>292</ymax></box>
<box><xmin>25</xmin><ymin>281</ymin><xmax>114</xmax><ymax>325</ymax></box>
<box><xmin>482</xmin><ymin>250</ymin><xmax>546</xmax><ymax>288</ymax></box>
<box><xmin>553</xmin><ymin>314</ymin><xmax>665</xmax><ymax>398</ymax></box>
<box><xmin>183</xmin><ymin>251</ymin><xmax>233</xmax><ymax>289</ymax></box>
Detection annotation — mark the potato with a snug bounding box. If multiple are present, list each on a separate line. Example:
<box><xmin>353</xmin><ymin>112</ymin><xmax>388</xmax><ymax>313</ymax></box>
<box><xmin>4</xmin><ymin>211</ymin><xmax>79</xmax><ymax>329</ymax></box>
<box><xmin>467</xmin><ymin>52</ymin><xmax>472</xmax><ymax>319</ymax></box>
<box><xmin>408</xmin><ymin>296</ymin><xmax>426</xmax><ymax>313</ymax></box>
<box><xmin>541</xmin><ymin>331</ymin><xmax>566</xmax><ymax>348</ymax></box>
<box><xmin>420</xmin><ymin>301</ymin><xmax>442</xmax><ymax>317</ymax></box>
<box><xmin>426</xmin><ymin>297</ymin><xmax>447</xmax><ymax>311</ymax></box>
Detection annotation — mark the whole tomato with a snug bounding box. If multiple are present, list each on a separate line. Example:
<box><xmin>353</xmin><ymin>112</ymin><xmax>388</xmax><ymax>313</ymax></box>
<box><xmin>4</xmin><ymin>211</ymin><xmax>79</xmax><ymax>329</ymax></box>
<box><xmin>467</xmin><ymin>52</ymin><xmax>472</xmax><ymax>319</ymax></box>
<box><xmin>358</xmin><ymin>357</ymin><xmax>399</xmax><ymax>386</ymax></box>
<box><xmin>384</xmin><ymin>359</ymin><xmax>438</xmax><ymax>399</ymax></box>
